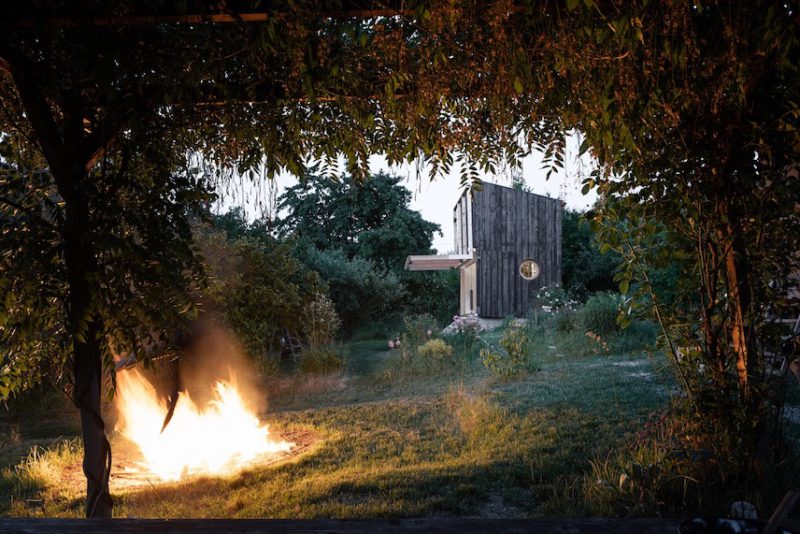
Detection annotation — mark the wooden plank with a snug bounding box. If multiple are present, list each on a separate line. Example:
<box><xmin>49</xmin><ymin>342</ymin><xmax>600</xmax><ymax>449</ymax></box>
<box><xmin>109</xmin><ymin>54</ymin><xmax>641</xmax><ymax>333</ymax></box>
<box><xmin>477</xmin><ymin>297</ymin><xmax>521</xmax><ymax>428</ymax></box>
<box><xmin>555</xmin><ymin>200</ymin><xmax>563</xmax><ymax>286</ymax></box>
<box><xmin>488</xmin><ymin>185</ymin><xmax>500</xmax><ymax>317</ymax></box>
<box><xmin>5</xmin><ymin>518</ymin><xmax>797</xmax><ymax>533</ymax></box>
<box><xmin>516</xmin><ymin>188</ymin><xmax>525</xmax><ymax>316</ymax></box>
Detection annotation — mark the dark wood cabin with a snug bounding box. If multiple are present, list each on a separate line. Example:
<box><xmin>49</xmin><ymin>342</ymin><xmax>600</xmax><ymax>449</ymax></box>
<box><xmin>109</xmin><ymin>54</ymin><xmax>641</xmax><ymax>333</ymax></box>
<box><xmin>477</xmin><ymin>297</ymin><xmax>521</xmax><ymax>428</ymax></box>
<box><xmin>405</xmin><ymin>182</ymin><xmax>562</xmax><ymax>318</ymax></box>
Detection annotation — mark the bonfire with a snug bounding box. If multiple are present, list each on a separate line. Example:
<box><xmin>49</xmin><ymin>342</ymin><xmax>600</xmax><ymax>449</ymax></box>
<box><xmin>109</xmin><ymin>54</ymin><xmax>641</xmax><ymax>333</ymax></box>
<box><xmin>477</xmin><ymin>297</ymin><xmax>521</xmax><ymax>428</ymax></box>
<box><xmin>114</xmin><ymin>368</ymin><xmax>293</xmax><ymax>482</ymax></box>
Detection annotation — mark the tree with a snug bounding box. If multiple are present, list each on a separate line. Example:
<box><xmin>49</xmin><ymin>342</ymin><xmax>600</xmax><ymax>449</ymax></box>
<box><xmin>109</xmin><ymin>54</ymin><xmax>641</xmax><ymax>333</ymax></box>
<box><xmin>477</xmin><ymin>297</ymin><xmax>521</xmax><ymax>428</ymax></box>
<box><xmin>275</xmin><ymin>172</ymin><xmax>441</xmax><ymax>271</ymax></box>
<box><xmin>561</xmin><ymin>209</ymin><xmax>618</xmax><ymax>299</ymax></box>
<box><xmin>276</xmin><ymin>172</ymin><xmax>461</xmax><ymax>325</ymax></box>
<box><xmin>0</xmin><ymin>128</ymin><xmax>212</xmax><ymax>516</ymax></box>
<box><xmin>197</xmin><ymin>213</ymin><xmax>325</xmax><ymax>358</ymax></box>
<box><xmin>580</xmin><ymin>2</ymin><xmax>800</xmax><ymax>467</ymax></box>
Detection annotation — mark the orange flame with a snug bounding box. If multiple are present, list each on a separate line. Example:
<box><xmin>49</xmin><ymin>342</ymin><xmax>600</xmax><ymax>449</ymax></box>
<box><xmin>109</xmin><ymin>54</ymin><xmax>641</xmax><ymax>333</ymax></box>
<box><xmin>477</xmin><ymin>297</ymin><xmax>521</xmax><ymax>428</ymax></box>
<box><xmin>114</xmin><ymin>369</ymin><xmax>293</xmax><ymax>481</ymax></box>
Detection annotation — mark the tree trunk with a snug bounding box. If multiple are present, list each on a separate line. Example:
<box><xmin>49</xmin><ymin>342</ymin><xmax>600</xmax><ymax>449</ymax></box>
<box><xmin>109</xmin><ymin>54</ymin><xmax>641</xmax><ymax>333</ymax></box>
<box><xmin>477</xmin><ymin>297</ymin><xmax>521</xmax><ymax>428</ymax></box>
<box><xmin>62</xmin><ymin>186</ymin><xmax>113</xmax><ymax>518</ymax></box>
<box><xmin>718</xmin><ymin>209</ymin><xmax>752</xmax><ymax>397</ymax></box>
<box><xmin>73</xmin><ymin>321</ymin><xmax>113</xmax><ymax>518</ymax></box>
<box><xmin>1</xmin><ymin>39</ymin><xmax>114</xmax><ymax>517</ymax></box>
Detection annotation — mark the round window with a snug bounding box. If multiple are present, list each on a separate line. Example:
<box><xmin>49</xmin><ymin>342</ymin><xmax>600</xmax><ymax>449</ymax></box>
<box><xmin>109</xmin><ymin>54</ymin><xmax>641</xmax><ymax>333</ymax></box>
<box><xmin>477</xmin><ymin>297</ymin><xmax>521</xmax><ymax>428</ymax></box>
<box><xmin>519</xmin><ymin>259</ymin><xmax>540</xmax><ymax>281</ymax></box>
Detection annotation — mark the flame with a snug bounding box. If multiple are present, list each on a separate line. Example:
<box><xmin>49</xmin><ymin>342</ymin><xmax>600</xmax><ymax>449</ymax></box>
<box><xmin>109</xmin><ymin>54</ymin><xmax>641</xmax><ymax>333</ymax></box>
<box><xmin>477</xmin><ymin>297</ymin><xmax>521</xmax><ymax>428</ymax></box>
<box><xmin>114</xmin><ymin>369</ymin><xmax>293</xmax><ymax>481</ymax></box>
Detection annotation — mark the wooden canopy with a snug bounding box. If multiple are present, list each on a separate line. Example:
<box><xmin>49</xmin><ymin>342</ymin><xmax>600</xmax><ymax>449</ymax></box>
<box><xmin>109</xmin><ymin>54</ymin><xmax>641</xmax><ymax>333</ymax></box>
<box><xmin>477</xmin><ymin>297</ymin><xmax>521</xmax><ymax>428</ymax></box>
<box><xmin>404</xmin><ymin>253</ymin><xmax>475</xmax><ymax>271</ymax></box>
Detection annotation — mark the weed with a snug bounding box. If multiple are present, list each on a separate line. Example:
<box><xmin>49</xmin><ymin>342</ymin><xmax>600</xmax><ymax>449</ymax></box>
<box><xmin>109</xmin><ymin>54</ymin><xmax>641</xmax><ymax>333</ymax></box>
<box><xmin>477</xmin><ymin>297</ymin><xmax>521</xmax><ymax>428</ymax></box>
<box><xmin>481</xmin><ymin>323</ymin><xmax>535</xmax><ymax>379</ymax></box>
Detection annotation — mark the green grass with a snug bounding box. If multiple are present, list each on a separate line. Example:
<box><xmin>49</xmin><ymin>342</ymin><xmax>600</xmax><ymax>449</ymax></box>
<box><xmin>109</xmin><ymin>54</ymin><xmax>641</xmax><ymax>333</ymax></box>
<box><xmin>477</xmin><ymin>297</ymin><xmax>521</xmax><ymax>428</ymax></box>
<box><xmin>0</xmin><ymin>331</ymin><xmax>676</xmax><ymax>518</ymax></box>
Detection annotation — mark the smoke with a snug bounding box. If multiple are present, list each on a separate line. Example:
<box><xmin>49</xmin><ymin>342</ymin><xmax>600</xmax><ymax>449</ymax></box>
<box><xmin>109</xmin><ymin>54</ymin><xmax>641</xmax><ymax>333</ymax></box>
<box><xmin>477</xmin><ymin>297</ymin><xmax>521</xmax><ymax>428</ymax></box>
<box><xmin>171</xmin><ymin>321</ymin><xmax>266</xmax><ymax>415</ymax></box>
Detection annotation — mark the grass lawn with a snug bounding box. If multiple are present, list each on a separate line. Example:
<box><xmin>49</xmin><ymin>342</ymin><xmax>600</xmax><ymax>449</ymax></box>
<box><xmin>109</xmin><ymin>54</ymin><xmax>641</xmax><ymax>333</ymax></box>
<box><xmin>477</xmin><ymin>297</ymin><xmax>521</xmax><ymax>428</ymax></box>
<box><xmin>0</xmin><ymin>330</ymin><xmax>676</xmax><ymax>518</ymax></box>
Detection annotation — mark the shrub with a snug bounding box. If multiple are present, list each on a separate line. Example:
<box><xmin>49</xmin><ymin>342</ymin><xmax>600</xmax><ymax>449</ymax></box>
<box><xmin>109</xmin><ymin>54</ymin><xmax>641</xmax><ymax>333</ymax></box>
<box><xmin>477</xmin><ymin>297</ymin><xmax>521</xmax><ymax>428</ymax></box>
<box><xmin>585</xmin><ymin>409</ymin><xmax>754</xmax><ymax>516</ymax></box>
<box><xmin>197</xmin><ymin>227</ymin><xmax>324</xmax><ymax>360</ymax></box>
<box><xmin>480</xmin><ymin>323</ymin><xmax>534</xmax><ymax>378</ymax></box>
<box><xmin>298</xmin><ymin>344</ymin><xmax>345</xmax><ymax>374</ymax></box>
<box><xmin>398</xmin><ymin>313</ymin><xmax>438</xmax><ymax>356</ymax></box>
<box><xmin>298</xmin><ymin>247</ymin><xmax>406</xmax><ymax>334</ymax></box>
<box><xmin>561</xmin><ymin>209</ymin><xmax>620</xmax><ymax>300</ymax></box>
<box><xmin>579</xmin><ymin>292</ymin><xmax>622</xmax><ymax>336</ymax></box>
<box><xmin>403</xmin><ymin>269</ymin><xmax>460</xmax><ymax>325</ymax></box>
<box><xmin>381</xmin><ymin>314</ymin><xmax>475</xmax><ymax>377</ymax></box>
<box><xmin>610</xmin><ymin>320</ymin><xmax>659</xmax><ymax>354</ymax></box>
<box><xmin>303</xmin><ymin>292</ymin><xmax>341</xmax><ymax>347</ymax></box>
<box><xmin>450</xmin><ymin>314</ymin><xmax>482</xmax><ymax>336</ymax></box>
<box><xmin>418</xmin><ymin>338</ymin><xmax>454</xmax><ymax>360</ymax></box>
<box><xmin>444</xmin><ymin>314</ymin><xmax>483</xmax><ymax>358</ymax></box>
<box><xmin>554</xmin><ymin>309</ymin><xmax>578</xmax><ymax>333</ymax></box>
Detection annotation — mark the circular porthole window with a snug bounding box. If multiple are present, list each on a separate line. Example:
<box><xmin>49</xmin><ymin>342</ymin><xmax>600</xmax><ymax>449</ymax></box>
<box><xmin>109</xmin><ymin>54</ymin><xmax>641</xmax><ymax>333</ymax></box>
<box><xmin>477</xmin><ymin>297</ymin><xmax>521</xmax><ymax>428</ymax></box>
<box><xmin>519</xmin><ymin>259</ymin><xmax>540</xmax><ymax>281</ymax></box>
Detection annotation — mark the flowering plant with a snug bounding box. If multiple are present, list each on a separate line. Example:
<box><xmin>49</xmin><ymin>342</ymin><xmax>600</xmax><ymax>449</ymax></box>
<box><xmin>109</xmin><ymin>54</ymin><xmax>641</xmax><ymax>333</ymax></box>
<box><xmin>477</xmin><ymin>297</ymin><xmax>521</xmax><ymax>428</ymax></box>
<box><xmin>451</xmin><ymin>314</ymin><xmax>482</xmax><ymax>336</ymax></box>
<box><xmin>533</xmin><ymin>285</ymin><xmax>578</xmax><ymax>312</ymax></box>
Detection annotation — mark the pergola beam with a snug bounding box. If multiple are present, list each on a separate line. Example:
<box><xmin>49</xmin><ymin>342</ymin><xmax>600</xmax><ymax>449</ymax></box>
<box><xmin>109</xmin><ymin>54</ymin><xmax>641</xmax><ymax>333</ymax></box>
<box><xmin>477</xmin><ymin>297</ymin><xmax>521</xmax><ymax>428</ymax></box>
<box><xmin>0</xmin><ymin>10</ymin><xmax>419</xmax><ymax>28</ymax></box>
<box><xmin>0</xmin><ymin>1</ymin><xmax>529</xmax><ymax>28</ymax></box>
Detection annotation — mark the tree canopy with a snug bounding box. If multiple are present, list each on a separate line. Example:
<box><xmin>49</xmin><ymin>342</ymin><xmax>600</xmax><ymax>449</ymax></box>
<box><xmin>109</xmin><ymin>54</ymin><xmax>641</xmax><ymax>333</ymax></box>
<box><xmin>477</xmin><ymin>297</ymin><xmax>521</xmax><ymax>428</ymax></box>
<box><xmin>275</xmin><ymin>172</ymin><xmax>441</xmax><ymax>270</ymax></box>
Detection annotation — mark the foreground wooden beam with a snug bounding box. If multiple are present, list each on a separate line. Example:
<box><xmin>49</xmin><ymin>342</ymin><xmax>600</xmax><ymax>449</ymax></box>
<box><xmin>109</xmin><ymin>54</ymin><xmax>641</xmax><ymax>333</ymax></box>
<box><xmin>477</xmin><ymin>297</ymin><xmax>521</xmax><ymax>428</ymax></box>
<box><xmin>0</xmin><ymin>11</ymin><xmax>418</xmax><ymax>27</ymax></box>
<box><xmin>3</xmin><ymin>518</ymin><xmax>800</xmax><ymax>533</ymax></box>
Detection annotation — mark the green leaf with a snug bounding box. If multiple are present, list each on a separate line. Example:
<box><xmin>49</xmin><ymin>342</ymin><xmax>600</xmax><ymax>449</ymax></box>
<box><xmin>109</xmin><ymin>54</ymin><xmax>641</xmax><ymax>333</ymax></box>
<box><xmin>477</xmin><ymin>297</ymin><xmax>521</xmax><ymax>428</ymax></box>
<box><xmin>619</xmin><ymin>279</ymin><xmax>630</xmax><ymax>295</ymax></box>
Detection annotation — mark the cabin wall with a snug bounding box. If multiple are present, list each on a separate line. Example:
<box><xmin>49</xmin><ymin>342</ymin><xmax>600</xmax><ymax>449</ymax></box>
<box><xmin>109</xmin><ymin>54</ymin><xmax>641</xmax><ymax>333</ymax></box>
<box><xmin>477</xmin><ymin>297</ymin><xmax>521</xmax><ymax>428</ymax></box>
<box><xmin>472</xmin><ymin>183</ymin><xmax>561</xmax><ymax>318</ymax></box>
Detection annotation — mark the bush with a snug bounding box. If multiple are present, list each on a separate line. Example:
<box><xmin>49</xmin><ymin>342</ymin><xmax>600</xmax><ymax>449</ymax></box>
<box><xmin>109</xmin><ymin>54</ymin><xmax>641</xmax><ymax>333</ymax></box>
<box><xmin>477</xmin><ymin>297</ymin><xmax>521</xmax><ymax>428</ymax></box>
<box><xmin>381</xmin><ymin>314</ymin><xmax>475</xmax><ymax>377</ymax></box>
<box><xmin>579</xmin><ymin>292</ymin><xmax>622</xmax><ymax>336</ymax></box>
<box><xmin>402</xmin><ymin>270</ymin><xmax>460</xmax><ymax>325</ymax></box>
<box><xmin>554</xmin><ymin>309</ymin><xmax>578</xmax><ymax>333</ymax></box>
<box><xmin>532</xmin><ymin>284</ymin><xmax>576</xmax><ymax>312</ymax></box>
<box><xmin>197</xmin><ymin>227</ymin><xmax>324</xmax><ymax>360</ymax></box>
<box><xmin>561</xmin><ymin>209</ymin><xmax>620</xmax><ymax>300</ymax></box>
<box><xmin>298</xmin><ymin>344</ymin><xmax>345</xmax><ymax>374</ymax></box>
<box><xmin>418</xmin><ymin>338</ymin><xmax>454</xmax><ymax>360</ymax></box>
<box><xmin>480</xmin><ymin>323</ymin><xmax>534</xmax><ymax>378</ymax></box>
<box><xmin>298</xmin><ymin>247</ymin><xmax>406</xmax><ymax>335</ymax></box>
<box><xmin>438</xmin><ymin>314</ymin><xmax>480</xmax><ymax>360</ymax></box>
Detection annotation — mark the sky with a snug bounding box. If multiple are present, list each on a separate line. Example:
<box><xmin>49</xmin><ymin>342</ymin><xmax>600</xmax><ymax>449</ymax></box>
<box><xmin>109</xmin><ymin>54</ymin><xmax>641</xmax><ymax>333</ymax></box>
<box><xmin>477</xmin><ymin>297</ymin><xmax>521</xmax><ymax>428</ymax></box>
<box><xmin>217</xmin><ymin>135</ymin><xmax>598</xmax><ymax>253</ymax></box>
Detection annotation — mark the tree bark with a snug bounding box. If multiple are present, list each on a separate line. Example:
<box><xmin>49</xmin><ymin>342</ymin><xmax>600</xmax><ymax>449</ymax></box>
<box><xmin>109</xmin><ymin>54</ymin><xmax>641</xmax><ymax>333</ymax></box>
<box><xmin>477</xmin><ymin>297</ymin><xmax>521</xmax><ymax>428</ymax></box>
<box><xmin>62</xmin><ymin>186</ymin><xmax>113</xmax><ymax>518</ymax></box>
<box><xmin>73</xmin><ymin>322</ymin><xmax>113</xmax><ymax>518</ymax></box>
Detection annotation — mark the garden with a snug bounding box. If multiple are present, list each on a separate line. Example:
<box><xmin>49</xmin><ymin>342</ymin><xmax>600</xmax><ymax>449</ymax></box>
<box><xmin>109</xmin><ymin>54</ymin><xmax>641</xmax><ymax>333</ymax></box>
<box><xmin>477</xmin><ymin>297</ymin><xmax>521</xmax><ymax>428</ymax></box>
<box><xmin>1</xmin><ymin>291</ymin><xmax>683</xmax><ymax>518</ymax></box>
<box><xmin>1</xmin><ymin>1</ymin><xmax>799</xmax><ymax>528</ymax></box>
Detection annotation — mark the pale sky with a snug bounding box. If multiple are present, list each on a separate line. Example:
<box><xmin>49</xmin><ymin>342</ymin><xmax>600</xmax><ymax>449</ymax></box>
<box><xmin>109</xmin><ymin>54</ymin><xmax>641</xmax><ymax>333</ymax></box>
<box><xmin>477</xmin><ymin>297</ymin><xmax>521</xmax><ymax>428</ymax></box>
<box><xmin>217</xmin><ymin>134</ymin><xmax>598</xmax><ymax>253</ymax></box>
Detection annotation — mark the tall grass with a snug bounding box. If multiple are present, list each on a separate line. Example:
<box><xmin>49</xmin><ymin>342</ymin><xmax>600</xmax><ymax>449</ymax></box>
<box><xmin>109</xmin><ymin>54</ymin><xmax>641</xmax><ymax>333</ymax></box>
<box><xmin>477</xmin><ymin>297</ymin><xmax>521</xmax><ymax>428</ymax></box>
<box><xmin>0</xmin><ymin>438</ymin><xmax>82</xmax><ymax>515</ymax></box>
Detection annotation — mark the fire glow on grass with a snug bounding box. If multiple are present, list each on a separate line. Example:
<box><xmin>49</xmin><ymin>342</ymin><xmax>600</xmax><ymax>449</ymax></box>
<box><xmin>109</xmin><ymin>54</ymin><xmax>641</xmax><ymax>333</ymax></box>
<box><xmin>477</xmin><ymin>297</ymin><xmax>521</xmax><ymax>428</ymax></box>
<box><xmin>115</xmin><ymin>369</ymin><xmax>293</xmax><ymax>481</ymax></box>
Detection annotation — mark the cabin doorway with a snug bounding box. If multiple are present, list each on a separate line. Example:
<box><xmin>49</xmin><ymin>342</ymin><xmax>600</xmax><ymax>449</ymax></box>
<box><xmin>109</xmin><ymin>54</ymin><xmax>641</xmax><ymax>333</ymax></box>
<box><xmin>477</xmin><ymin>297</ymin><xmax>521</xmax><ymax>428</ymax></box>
<box><xmin>460</xmin><ymin>262</ymin><xmax>477</xmax><ymax>315</ymax></box>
